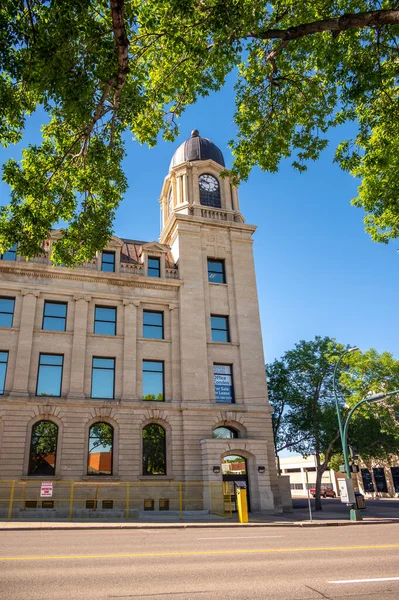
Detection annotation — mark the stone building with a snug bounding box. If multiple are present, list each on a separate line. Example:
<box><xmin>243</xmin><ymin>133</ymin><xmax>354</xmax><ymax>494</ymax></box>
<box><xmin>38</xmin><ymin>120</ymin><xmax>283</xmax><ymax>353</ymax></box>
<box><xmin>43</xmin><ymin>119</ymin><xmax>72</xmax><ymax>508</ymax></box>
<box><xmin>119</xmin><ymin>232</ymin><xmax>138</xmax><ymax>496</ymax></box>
<box><xmin>0</xmin><ymin>130</ymin><xmax>283</xmax><ymax>516</ymax></box>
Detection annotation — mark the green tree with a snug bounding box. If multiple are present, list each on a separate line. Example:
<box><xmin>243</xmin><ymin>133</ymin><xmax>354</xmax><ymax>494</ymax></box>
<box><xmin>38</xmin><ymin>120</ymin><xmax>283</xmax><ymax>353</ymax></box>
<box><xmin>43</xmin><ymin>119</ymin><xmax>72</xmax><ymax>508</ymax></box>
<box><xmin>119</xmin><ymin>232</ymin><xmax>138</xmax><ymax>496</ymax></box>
<box><xmin>267</xmin><ymin>336</ymin><xmax>352</xmax><ymax>510</ymax></box>
<box><xmin>1</xmin><ymin>2</ymin><xmax>399</xmax><ymax>264</ymax></box>
<box><xmin>338</xmin><ymin>349</ymin><xmax>399</xmax><ymax>462</ymax></box>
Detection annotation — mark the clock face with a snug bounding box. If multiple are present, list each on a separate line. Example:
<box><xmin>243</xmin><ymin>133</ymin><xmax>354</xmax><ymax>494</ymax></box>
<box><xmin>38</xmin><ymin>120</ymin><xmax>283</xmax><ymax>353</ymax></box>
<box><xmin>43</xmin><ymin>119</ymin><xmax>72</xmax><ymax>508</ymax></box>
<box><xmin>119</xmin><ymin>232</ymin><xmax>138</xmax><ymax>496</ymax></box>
<box><xmin>199</xmin><ymin>174</ymin><xmax>219</xmax><ymax>193</ymax></box>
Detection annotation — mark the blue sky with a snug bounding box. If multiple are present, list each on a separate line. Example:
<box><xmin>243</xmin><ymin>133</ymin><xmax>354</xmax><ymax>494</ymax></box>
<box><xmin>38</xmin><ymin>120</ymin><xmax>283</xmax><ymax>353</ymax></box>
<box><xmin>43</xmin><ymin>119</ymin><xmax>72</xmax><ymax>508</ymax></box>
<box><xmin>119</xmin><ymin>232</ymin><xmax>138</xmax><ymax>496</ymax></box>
<box><xmin>0</xmin><ymin>79</ymin><xmax>398</xmax><ymax>364</ymax></box>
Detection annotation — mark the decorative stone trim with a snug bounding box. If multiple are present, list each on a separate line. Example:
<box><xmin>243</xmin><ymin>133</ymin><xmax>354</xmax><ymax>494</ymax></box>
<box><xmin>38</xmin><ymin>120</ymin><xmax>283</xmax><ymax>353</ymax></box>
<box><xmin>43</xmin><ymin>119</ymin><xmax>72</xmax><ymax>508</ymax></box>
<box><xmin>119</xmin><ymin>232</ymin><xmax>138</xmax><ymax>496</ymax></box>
<box><xmin>21</xmin><ymin>289</ymin><xmax>40</xmax><ymax>297</ymax></box>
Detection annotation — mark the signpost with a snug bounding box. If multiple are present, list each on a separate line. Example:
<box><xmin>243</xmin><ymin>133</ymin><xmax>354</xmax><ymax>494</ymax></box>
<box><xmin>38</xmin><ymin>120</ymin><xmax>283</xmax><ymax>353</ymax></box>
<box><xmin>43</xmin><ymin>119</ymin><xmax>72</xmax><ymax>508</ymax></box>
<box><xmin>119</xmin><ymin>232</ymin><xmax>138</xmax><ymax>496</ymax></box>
<box><xmin>40</xmin><ymin>482</ymin><xmax>54</xmax><ymax>498</ymax></box>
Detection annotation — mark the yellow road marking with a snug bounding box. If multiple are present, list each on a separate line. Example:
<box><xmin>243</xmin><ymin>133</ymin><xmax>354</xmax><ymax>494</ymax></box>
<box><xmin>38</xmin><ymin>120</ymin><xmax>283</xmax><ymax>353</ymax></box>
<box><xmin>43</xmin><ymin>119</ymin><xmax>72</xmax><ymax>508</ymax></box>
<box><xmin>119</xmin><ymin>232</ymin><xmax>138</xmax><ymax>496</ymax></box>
<box><xmin>0</xmin><ymin>544</ymin><xmax>399</xmax><ymax>562</ymax></box>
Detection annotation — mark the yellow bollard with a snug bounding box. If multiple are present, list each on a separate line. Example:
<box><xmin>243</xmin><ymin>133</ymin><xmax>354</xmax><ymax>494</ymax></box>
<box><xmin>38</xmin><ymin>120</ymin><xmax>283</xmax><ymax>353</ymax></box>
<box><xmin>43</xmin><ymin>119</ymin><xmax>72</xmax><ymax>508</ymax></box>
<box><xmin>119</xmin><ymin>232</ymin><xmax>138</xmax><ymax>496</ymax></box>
<box><xmin>236</xmin><ymin>487</ymin><xmax>248</xmax><ymax>524</ymax></box>
<box><xmin>7</xmin><ymin>481</ymin><xmax>15</xmax><ymax>520</ymax></box>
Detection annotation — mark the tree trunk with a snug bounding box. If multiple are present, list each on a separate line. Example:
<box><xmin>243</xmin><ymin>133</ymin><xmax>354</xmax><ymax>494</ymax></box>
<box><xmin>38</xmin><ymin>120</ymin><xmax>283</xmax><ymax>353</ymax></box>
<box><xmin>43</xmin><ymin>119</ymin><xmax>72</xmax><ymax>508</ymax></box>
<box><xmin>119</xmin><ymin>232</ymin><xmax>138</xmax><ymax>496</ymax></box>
<box><xmin>314</xmin><ymin>467</ymin><xmax>323</xmax><ymax>511</ymax></box>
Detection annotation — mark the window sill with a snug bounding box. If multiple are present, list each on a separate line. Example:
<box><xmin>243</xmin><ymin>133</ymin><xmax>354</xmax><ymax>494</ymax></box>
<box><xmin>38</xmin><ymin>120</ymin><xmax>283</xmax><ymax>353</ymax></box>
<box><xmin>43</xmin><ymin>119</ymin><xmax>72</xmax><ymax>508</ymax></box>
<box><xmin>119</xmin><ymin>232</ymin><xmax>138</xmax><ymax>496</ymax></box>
<box><xmin>22</xmin><ymin>476</ymin><xmax>60</xmax><ymax>480</ymax></box>
<box><xmin>208</xmin><ymin>341</ymin><xmax>239</xmax><ymax>346</ymax></box>
<box><xmin>138</xmin><ymin>476</ymin><xmax>173</xmax><ymax>481</ymax></box>
<box><xmin>208</xmin><ymin>282</ymin><xmax>227</xmax><ymax>287</ymax></box>
<box><xmin>81</xmin><ymin>475</ymin><xmax>120</xmax><ymax>481</ymax></box>
<box><xmin>137</xmin><ymin>337</ymin><xmax>171</xmax><ymax>343</ymax></box>
<box><xmin>87</xmin><ymin>333</ymin><xmax>123</xmax><ymax>339</ymax></box>
<box><xmin>34</xmin><ymin>329</ymin><xmax>72</xmax><ymax>335</ymax></box>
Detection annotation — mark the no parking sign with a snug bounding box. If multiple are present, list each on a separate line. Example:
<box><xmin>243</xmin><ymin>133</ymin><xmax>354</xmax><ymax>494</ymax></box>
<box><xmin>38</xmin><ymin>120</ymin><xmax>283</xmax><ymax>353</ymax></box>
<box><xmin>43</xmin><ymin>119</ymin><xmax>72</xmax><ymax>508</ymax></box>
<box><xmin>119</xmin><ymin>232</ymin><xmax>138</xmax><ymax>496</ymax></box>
<box><xmin>40</xmin><ymin>482</ymin><xmax>54</xmax><ymax>498</ymax></box>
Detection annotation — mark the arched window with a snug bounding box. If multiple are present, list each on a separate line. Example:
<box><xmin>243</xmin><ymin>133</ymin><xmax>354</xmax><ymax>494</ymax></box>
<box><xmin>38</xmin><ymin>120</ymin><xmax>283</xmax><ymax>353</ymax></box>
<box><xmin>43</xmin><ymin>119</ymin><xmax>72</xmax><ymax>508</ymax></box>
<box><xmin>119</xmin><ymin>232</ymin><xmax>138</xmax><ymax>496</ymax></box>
<box><xmin>88</xmin><ymin>422</ymin><xmax>113</xmax><ymax>476</ymax></box>
<box><xmin>213</xmin><ymin>426</ymin><xmax>238</xmax><ymax>439</ymax></box>
<box><xmin>199</xmin><ymin>174</ymin><xmax>221</xmax><ymax>208</ymax></box>
<box><xmin>143</xmin><ymin>424</ymin><xmax>166</xmax><ymax>476</ymax></box>
<box><xmin>28</xmin><ymin>420</ymin><xmax>58</xmax><ymax>476</ymax></box>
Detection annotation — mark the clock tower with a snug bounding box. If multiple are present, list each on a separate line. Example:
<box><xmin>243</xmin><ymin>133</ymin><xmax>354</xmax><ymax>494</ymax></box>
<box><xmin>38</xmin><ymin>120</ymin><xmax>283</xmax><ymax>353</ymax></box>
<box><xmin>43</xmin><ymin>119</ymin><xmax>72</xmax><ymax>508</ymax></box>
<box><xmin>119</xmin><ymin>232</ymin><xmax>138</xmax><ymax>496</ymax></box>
<box><xmin>159</xmin><ymin>129</ymin><xmax>245</xmax><ymax>230</ymax></box>
<box><xmin>158</xmin><ymin>130</ymin><xmax>282</xmax><ymax>512</ymax></box>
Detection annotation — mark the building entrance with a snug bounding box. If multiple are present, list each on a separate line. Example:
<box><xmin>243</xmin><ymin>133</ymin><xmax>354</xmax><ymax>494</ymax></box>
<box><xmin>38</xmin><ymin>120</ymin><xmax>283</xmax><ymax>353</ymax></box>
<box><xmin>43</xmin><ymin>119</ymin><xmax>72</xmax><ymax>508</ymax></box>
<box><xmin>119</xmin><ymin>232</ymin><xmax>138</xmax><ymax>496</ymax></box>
<box><xmin>222</xmin><ymin>455</ymin><xmax>250</xmax><ymax>512</ymax></box>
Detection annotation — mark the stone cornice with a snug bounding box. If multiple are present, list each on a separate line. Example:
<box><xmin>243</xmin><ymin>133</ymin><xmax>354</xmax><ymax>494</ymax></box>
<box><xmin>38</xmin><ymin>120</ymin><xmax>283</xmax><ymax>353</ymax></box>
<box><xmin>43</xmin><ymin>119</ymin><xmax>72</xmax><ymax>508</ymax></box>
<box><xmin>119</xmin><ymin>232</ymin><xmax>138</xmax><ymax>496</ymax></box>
<box><xmin>0</xmin><ymin>263</ymin><xmax>181</xmax><ymax>291</ymax></box>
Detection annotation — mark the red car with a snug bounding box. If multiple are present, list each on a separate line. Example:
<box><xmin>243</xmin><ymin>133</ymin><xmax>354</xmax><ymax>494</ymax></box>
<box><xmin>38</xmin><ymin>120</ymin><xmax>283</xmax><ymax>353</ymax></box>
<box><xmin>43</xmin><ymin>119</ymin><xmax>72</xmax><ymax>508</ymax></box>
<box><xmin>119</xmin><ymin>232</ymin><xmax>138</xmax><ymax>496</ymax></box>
<box><xmin>309</xmin><ymin>487</ymin><xmax>336</xmax><ymax>498</ymax></box>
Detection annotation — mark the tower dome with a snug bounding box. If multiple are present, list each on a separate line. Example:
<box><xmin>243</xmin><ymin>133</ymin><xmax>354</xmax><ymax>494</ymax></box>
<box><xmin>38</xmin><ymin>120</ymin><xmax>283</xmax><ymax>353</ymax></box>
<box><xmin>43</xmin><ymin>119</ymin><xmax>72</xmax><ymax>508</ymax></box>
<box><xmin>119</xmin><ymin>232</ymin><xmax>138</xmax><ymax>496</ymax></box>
<box><xmin>169</xmin><ymin>130</ymin><xmax>225</xmax><ymax>171</ymax></box>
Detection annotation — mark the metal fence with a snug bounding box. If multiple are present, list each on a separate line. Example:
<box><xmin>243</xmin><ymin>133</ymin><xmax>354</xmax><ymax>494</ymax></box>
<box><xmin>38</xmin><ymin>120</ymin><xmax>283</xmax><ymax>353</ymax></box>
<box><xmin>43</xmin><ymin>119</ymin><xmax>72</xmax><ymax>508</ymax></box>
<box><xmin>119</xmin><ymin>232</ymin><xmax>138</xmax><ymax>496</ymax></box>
<box><xmin>0</xmin><ymin>480</ymin><xmax>233</xmax><ymax>520</ymax></box>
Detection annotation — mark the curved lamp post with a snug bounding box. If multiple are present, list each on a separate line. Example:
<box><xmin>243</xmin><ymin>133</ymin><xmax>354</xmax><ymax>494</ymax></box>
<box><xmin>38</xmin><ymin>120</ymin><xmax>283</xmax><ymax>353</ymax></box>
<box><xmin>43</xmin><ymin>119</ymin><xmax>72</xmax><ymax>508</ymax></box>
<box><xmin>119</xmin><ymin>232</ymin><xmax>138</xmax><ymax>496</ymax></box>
<box><xmin>343</xmin><ymin>389</ymin><xmax>399</xmax><ymax>469</ymax></box>
<box><xmin>333</xmin><ymin>346</ymin><xmax>360</xmax><ymax>472</ymax></box>
<box><xmin>334</xmin><ymin>348</ymin><xmax>399</xmax><ymax>519</ymax></box>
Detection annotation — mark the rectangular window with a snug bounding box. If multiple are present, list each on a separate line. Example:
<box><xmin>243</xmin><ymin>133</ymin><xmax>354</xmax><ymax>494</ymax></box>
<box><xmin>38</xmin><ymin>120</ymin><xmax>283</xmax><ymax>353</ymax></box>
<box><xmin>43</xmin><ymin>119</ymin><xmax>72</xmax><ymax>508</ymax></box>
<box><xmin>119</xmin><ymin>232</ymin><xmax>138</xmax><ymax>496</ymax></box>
<box><xmin>94</xmin><ymin>306</ymin><xmax>117</xmax><ymax>336</ymax></box>
<box><xmin>214</xmin><ymin>364</ymin><xmax>234</xmax><ymax>403</ymax></box>
<box><xmin>207</xmin><ymin>259</ymin><xmax>226</xmax><ymax>284</ymax></box>
<box><xmin>0</xmin><ymin>297</ymin><xmax>15</xmax><ymax>328</ymax></box>
<box><xmin>143</xmin><ymin>311</ymin><xmax>164</xmax><ymax>339</ymax></box>
<box><xmin>285</xmin><ymin>468</ymin><xmax>301</xmax><ymax>473</ymax></box>
<box><xmin>91</xmin><ymin>357</ymin><xmax>115</xmax><ymax>399</ymax></box>
<box><xmin>36</xmin><ymin>354</ymin><xmax>63</xmax><ymax>397</ymax></box>
<box><xmin>0</xmin><ymin>351</ymin><xmax>8</xmax><ymax>394</ymax></box>
<box><xmin>373</xmin><ymin>467</ymin><xmax>388</xmax><ymax>493</ymax></box>
<box><xmin>1</xmin><ymin>244</ymin><xmax>17</xmax><ymax>261</ymax></box>
<box><xmin>361</xmin><ymin>468</ymin><xmax>374</xmax><ymax>493</ymax></box>
<box><xmin>101</xmin><ymin>251</ymin><xmax>115</xmax><ymax>273</ymax></box>
<box><xmin>211</xmin><ymin>315</ymin><xmax>230</xmax><ymax>342</ymax></box>
<box><xmin>42</xmin><ymin>301</ymin><xmax>67</xmax><ymax>332</ymax></box>
<box><xmin>148</xmin><ymin>257</ymin><xmax>160</xmax><ymax>278</ymax></box>
<box><xmin>142</xmin><ymin>360</ymin><xmax>164</xmax><ymax>401</ymax></box>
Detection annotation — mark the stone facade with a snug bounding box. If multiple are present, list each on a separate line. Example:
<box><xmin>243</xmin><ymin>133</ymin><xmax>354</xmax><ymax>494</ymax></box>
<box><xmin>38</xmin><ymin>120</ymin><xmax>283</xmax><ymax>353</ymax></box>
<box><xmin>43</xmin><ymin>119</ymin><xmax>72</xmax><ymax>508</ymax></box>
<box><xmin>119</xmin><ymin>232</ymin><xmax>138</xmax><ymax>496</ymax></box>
<box><xmin>0</xmin><ymin>132</ymin><xmax>282</xmax><ymax>514</ymax></box>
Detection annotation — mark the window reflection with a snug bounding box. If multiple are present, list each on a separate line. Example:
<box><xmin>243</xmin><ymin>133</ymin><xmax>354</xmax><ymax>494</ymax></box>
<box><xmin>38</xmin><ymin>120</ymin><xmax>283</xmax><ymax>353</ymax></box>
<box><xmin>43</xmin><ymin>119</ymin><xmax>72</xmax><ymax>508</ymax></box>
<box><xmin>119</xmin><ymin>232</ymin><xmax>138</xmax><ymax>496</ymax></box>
<box><xmin>143</xmin><ymin>424</ymin><xmax>166</xmax><ymax>476</ymax></box>
<box><xmin>36</xmin><ymin>354</ymin><xmax>63</xmax><ymax>397</ymax></box>
<box><xmin>0</xmin><ymin>351</ymin><xmax>8</xmax><ymax>394</ymax></box>
<box><xmin>213</xmin><ymin>426</ymin><xmax>238</xmax><ymax>439</ymax></box>
<box><xmin>91</xmin><ymin>357</ymin><xmax>115</xmax><ymax>399</ymax></box>
<box><xmin>28</xmin><ymin>421</ymin><xmax>58</xmax><ymax>476</ymax></box>
<box><xmin>142</xmin><ymin>361</ymin><xmax>164</xmax><ymax>401</ymax></box>
<box><xmin>94</xmin><ymin>306</ymin><xmax>117</xmax><ymax>335</ymax></box>
<box><xmin>101</xmin><ymin>251</ymin><xmax>115</xmax><ymax>272</ymax></box>
<box><xmin>0</xmin><ymin>297</ymin><xmax>15</xmax><ymax>328</ymax></box>
<box><xmin>88</xmin><ymin>422</ymin><xmax>113</xmax><ymax>476</ymax></box>
<box><xmin>43</xmin><ymin>301</ymin><xmax>67</xmax><ymax>332</ymax></box>
<box><xmin>148</xmin><ymin>257</ymin><xmax>160</xmax><ymax>278</ymax></box>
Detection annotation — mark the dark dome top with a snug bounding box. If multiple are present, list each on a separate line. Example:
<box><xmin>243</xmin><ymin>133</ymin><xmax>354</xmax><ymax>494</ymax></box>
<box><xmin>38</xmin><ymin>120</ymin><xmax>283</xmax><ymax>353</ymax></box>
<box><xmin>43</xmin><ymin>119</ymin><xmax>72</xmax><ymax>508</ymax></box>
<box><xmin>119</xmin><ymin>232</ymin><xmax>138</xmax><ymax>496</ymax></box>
<box><xmin>169</xmin><ymin>130</ymin><xmax>225</xmax><ymax>171</ymax></box>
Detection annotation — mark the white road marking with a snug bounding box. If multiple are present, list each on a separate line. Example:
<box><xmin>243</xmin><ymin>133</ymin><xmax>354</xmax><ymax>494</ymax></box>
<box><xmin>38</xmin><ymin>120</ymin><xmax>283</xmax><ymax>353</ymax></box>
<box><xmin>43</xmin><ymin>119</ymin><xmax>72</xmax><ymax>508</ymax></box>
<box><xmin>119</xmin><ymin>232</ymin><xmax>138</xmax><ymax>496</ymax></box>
<box><xmin>329</xmin><ymin>577</ymin><xmax>399</xmax><ymax>585</ymax></box>
<box><xmin>197</xmin><ymin>535</ymin><xmax>284</xmax><ymax>540</ymax></box>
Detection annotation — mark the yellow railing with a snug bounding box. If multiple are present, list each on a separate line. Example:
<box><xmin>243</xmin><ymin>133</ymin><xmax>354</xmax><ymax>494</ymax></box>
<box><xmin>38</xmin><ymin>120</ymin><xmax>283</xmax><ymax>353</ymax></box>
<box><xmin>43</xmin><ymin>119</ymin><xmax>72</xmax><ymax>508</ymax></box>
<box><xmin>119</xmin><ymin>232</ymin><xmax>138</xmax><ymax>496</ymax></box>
<box><xmin>0</xmin><ymin>480</ymin><xmax>232</xmax><ymax>520</ymax></box>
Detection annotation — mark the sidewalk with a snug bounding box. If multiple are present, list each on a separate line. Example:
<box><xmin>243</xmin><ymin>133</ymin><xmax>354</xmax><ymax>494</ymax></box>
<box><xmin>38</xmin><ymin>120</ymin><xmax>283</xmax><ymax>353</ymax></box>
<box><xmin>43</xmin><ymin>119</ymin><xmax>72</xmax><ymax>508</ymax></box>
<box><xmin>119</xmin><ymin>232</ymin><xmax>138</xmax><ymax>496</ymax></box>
<box><xmin>1</xmin><ymin>511</ymin><xmax>399</xmax><ymax>531</ymax></box>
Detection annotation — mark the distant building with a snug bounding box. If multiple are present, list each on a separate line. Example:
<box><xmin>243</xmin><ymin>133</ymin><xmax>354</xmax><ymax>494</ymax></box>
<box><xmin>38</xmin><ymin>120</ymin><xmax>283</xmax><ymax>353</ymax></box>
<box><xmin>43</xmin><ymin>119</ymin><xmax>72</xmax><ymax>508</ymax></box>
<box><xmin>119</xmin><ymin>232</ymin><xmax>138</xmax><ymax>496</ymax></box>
<box><xmin>279</xmin><ymin>455</ymin><xmax>339</xmax><ymax>497</ymax></box>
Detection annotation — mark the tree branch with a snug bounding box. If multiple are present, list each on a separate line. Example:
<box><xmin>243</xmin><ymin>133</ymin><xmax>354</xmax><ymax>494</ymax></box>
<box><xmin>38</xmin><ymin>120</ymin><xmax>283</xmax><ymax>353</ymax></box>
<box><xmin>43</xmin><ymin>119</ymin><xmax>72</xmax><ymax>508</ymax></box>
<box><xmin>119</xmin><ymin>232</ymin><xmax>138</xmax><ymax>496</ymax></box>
<box><xmin>110</xmin><ymin>0</ymin><xmax>129</xmax><ymax>109</ymax></box>
<box><xmin>249</xmin><ymin>10</ymin><xmax>399</xmax><ymax>42</ymax></box>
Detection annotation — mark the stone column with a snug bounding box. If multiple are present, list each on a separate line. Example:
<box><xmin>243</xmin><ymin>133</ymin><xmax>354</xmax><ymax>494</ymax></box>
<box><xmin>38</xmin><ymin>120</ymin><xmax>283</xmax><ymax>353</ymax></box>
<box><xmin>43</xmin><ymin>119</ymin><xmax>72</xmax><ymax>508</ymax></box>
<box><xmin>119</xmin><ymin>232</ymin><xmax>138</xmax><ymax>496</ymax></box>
<box><xmin>169</xmin><ymin>304</ymin><xmax>180</xmax><ymax>402</ymax></box>
<box><xmin>122</xmin><ymin>299</ymin><xmax>138</xmax><ymax>400</ymax></box>
<box><xmin>67</xmin><ymin>295</ymin><xmax>91</xmax><ymax>399</ymax></box>
<box><xmin>11</xmin><ymin>290</ymin><xmax>40</xmax><ymax>396</ymax></box>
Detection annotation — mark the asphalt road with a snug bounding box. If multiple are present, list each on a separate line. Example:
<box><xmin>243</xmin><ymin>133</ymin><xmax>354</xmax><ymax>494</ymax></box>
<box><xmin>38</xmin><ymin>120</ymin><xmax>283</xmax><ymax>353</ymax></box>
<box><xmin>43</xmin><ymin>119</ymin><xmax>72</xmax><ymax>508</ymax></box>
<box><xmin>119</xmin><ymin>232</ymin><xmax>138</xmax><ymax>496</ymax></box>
<box><xmin>1</xmin><ymin>524</ymin><xmax>399</xmax><ymax>599</ymax></box>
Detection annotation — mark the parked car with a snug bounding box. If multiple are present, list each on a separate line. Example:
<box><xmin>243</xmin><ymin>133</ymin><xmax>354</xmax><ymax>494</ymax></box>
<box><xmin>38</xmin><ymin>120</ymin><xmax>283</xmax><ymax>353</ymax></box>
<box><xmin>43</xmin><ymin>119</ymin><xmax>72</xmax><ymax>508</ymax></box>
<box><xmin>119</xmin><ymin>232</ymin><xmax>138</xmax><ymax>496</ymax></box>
<box><xmin>309</xmin><ymin>487</ymin><xmax>336</xmax><ymax>498</ymax></box>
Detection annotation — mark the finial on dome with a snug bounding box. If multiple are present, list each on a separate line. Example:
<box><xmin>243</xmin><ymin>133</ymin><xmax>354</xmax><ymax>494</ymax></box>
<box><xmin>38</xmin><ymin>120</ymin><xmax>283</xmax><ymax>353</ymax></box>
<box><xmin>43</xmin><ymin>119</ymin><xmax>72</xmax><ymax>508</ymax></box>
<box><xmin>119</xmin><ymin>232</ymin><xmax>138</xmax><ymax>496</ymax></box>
<box><xmin>191</xmin><ymin>129</ymin><xmax>199</xmax><ymax>137</ymax></box>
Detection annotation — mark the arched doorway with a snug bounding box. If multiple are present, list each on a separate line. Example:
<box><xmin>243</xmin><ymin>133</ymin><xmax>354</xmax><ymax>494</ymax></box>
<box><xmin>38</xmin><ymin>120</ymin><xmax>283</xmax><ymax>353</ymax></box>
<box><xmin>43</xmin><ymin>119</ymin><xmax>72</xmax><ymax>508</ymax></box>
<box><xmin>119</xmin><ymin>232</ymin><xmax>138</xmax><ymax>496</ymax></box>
<box><xmin>222</xmin><ymin>454</ymin><xmax>250</xmax><ymax>512</ymax></box>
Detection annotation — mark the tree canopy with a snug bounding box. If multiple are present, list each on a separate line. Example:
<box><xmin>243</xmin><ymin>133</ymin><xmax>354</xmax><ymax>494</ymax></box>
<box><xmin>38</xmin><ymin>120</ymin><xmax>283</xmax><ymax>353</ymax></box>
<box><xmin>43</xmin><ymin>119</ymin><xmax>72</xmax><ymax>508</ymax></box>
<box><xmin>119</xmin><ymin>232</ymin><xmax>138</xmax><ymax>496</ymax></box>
<box><xmin>1</xmin><ymin>1</ymin><xmax>399</xmax><ymax>264</ymax></box>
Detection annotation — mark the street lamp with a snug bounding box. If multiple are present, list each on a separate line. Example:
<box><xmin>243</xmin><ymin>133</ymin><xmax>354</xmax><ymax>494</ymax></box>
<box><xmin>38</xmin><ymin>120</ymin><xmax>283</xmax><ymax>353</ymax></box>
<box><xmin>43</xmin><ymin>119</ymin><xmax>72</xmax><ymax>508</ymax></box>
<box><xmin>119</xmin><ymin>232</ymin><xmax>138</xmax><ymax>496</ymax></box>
<box><xmin>342</xmin><ymin>388</ymin><xmax>399</xmax><ymax>520</ymax></box>
<box><xmin>333</xmin><ymin>346</ymin><xmax>360</xmax><ymax>458</ymax></box>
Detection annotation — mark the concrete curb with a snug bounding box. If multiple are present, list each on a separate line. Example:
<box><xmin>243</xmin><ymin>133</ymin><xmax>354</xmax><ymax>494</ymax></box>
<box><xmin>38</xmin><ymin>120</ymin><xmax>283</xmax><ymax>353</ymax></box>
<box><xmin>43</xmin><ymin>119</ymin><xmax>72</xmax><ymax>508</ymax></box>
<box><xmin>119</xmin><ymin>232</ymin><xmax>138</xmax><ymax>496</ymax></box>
<box><xmin>1</xmin><ymin>519</ymin><xmax>399</xmax><ymax>531</ymax></box>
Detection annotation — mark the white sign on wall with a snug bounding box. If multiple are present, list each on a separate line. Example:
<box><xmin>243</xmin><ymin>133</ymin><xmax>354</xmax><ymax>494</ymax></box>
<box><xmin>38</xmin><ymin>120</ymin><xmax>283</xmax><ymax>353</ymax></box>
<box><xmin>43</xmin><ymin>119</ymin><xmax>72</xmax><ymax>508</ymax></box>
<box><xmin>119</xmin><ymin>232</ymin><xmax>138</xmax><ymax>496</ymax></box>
<box><xmin>40</xmin><ymin>482</ymin><xmax>54</xmax><ymax>498</ymax></box>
